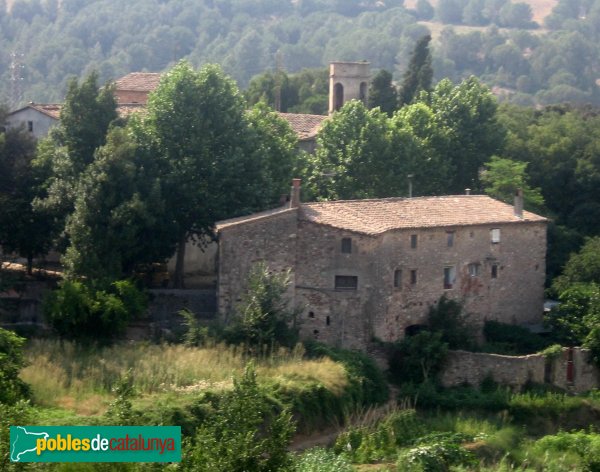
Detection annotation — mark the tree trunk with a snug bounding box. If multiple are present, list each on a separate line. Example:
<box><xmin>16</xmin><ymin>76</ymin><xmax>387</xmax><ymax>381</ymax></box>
<box><xmin>173</xmin><ymin>233</ymin><xmax>187</xmax><ymax>289</ymax></box>
<box><xmin>27</xmin><ymin>254</ymin><xmax>33</xmax><ymax>276</ymax></box>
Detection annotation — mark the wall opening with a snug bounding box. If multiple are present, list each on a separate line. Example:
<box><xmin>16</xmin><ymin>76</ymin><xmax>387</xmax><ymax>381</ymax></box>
<box><xmin>326</xmin><ymin>315</ymin><xmax>331</xmax><ymax>326</ymax></box>
<box><xmin>405</xmin><ymin>324</ymin><xmax>427</xmax><ymax>337</ymax></box>
<box><xmin>341</xmin><ymin>237</ymin><xmax>352</xmax><ymax>253</ymax></box>
<box><xmin>394</xmin><ymin>269</ymin><xmax>402</xmax><ymax>289</ymax></box>
<box><xmin>359</xmin><ymin>81</ymin><xmax>368</xmax><ymax>104</ymax></box>
<box><xmin>334</xmin><ymin>83</ymin><xmax>344</xmax><ymax>111</ymax></box>
<box><xmin>335</xmin><ymin>275</ymin><xmax>358</xmax><ymax>291</ymax></box>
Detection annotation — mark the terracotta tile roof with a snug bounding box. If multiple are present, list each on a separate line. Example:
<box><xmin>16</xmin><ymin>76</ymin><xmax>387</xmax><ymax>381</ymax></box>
<box><xmin>114</xmin><ymin>72</ymin><xmax>162</xmax><ymax>92</ymax></box>
<box><xmin>299</xmin><ymin>195</ymin><xmax>547</xmax><ymax>235</ymax></box>
<box><xmin>278</xmin><ymin>112</ymin><xmax>327</xmax><ymax>141</ymax></box>
<box><xmin>217</xmin><ymin>207</ymin><xmax>297</xmax><ymax>230</ymax></box>
<box><xmin>27</xmin><ymin>103</ymin><xmax>62</xmax><ymax>119</ymax></box>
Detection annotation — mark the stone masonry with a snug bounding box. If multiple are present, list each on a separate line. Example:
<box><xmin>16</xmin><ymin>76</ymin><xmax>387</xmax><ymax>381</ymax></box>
<box><xmin>217</xmin><ymin>186</ymin><xmax>547</xmax><ymax>351</ymax></box>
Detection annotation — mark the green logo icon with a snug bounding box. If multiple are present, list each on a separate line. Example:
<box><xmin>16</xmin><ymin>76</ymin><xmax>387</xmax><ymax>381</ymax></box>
<box><xmin>10</xmin><ymin>426</ymin><xmax>181</xmax><ymax>463</ymax></box>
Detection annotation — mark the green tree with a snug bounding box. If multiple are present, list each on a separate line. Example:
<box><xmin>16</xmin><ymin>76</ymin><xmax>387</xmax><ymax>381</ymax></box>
<box><xmin>34</xmin><ymin>72</ymin><xmax>118</xmax><ymax>246</ymax></box>
<box><xmin>308</xmin><ymin>101</ymin><xmax>394</xmax><ymax>200</ymax></box>
<box><xmin>429</xmin><ymin>77</ymin><xmax>505</xmax><ymax>193</ymax></box>
<box><xmin>368</xmin><ymin>69</ymin><xmax>398</xmax><ymax>116</ymax></box>
<box><xmin>553</xmin><ymin>237</ymin><xmax>600</xmax><ymax>294</ymax></box>
<box><xmin>183</xmin><ymin>364</ymin><xmax>295</xmax><ymax>472</ymax></box>
<box><xmin>62</xmin><ymin>127</ymin><xmax>176</xmax><ymax>281</ymax></box>
<box><xmin>415</xmin><ymin>0</ymin><xmax>435</xmax><ymax>20</ymax></box>
<box><xmin>143</xmin><ymin>62</ymin><xmax>277</xmax><ymax>287</ymax></box>
<box><xmin>225</xmin><ymin>262</ymin><xmax>299</xmax><ymax>350</ymax></box>
<box><xmin>0</xmin><ymin>111</ymin><xmax>54</xmax><ymax>273</ymax></box>
<box><xmin>427</xmin><ymin>296</ymin><xmax>475</xmax><ymax>350</ymax></box>
<box><xmin>388</xmin><ymin>331</ymin><xmax>448</xmax><ymax>384</ymax></box>
<box><xmin>398</xmin><ymin>35</ymin><xmax>433</xmax><ymax>106</ymax></box>
<box><xmin>0</xmin><ymin>328</ymin><xmax>30</xmax><ymax>404</ymax></box>
<box><xmin>481</xmin><ymin>156</ymin><xmax>545</xmax><ymax>211</ymax></box>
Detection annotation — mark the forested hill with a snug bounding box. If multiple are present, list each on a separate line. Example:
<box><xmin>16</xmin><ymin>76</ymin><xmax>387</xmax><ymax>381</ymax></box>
<box><xmin>1</xmin><ymin>0</ymin><xmax>599</xmax><ymax>107</ymax></box>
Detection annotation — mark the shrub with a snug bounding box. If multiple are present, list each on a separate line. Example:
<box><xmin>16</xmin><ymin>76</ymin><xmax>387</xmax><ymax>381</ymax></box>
<box><xmin>388</xmin><ymin>331</ymin><xmax>448</xmax><ymax>385</ymax></box>
<box><xmin>0</xmin><ymin>400</ymin><xmax>33</xmax><ymax>470</ymax></box>
<box><xmin>182</xmin><ymin>364</ymin><xmax>296</xmax><ymax>471</ymax></box>
<box><xmin>483</xmin><ymin>320</ymin><xmax>550</xmax><ymax>354</ymax></box>
<box><xmin>43</xmin><ymin>279</ymin><xmax>146</xmax><ymax>341</ymax></box>
<box><xmin>427</xmin><ymin>296</ymin><xmax>476</xmax><ymax>350</ymax></box>
<box><xmin>304</xmin><ymin>341</ymin><xmax>389</xmax><ymax>407</ymax></box>
<box><xmin>0</xmin><ymin>328</ymin><xmax>30</xmax><ymax>404</ymax></box>
<box><xmin>294</xmin><ymin>448</ymin><xmax>353</xmax><ymax>472</ymax></box>
<box><xmin>224</xmin><ymin>263</ymin><xmax>299</xmax><ymax>351</ymax></box>
<box><xmin>397</xmin><ymin>437</ymin><xmax>476</xmax><ymax>472</ymax></box>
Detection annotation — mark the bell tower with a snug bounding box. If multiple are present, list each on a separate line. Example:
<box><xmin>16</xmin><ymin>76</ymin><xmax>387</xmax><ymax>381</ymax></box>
<box><xmin>328</xmin><ymin>61</ymin><xmax>371</xmax><ymax>115</ymax></box>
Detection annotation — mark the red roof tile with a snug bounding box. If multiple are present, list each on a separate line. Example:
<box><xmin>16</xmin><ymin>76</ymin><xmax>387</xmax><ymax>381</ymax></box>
<box><xmin>299</xmin><ymin>195</ymin><xmax>547</xmax><ymax>235</ymax></box>
<box><xmin>114</xmin><ymin>72</ymin><xmax>162</xmax><ymax>92</ymax></box>
<box><xmin>278</xmin><ymin>112</ymin><xmax>327</xmax><ymax>140</ymax></box>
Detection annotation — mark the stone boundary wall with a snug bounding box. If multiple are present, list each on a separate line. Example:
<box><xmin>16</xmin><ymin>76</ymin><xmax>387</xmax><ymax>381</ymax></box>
<box><xmin>441</xmin><ymin>348</ymin><xmax>600</xmax><ymax>393</ymax></box>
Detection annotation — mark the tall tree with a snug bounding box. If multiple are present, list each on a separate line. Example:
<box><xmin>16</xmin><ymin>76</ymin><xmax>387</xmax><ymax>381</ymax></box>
<box><xmin>398</xmin><ymin>35</ymin><xmax>433</xmax><ymax>107</ymax></box>
<box><xmin>62</xmin><ymin>127</ymin><xmax>177</xmax><ymax>282</ymax></box>
<box><xmin>368</xmin><ymin>69</ymin><xmax>398</xmax><ymax>116</ymax></box>
<box><xmin>34</xmin><ymin>72</ymin><xmax>118</xmax><ymax>242</ymax></box>
<box><xmin>0</xmin><ymin>113</ymin><xmax>54</xmax><ymax>274</ymax></box>
<box><xmin>143</xmin><ymin>62</ymin><xmax>292</xmax><ymax>287</ymax></box>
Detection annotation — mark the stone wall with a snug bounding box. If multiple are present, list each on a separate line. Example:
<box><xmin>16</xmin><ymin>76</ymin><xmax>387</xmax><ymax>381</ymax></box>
<box><xmin>441</xmin><ymin>348</ymin><xmax>600</xmax><ymax>393</ymax></box>
<box><xmin>217</xmin><ymin>209</ymin><xmax>298</xmax><ymax>318</ymax></box>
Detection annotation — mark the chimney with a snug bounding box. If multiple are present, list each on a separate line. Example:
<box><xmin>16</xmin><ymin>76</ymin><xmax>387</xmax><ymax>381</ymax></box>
<box><xmin>465</xmin><ymin>188</ymin><xmax>471</xmax><ymax>195</ymax></box>
<box><xmin>289</xmin><ymin>178</ymin><xmax>301</xmax><ymax>208</ymax></box>
<box><xmin>514</xmin><ymin>188</ymin><xmax>524</xmax><ymax>218</ymax></box>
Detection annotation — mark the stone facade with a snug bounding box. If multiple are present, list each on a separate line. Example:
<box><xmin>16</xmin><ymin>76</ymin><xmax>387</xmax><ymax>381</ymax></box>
<box><xmin>441</xmin><ymin>348</ymin><xmax>600</xmax><ymax>393</ymax></box>
<box><xmin>217</xmin><ymin>193</ymin><xmax>547</xmax><ymax>350</ymax></box>
<box><xmin>329</xmin><ymin>61</ymin><xmax>370</xmax><ymax>114</ymax></box>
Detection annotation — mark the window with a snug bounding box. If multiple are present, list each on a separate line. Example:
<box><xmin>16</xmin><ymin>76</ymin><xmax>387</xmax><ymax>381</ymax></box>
<box><xmin>335</xmin><ymin>275</ymin><xmax>358</xmax><ymax>291</ymax></box>
<box><xmin>27</xmin><ymin>121</ymin><xmax>33</xmax><ymax>132</ymax></box>
<box><xmin>341</xmin><ymin>237</ymin><xmax>352</xmax><ymax>254</ymax></box>
<box><xmin>491</xmin><ymin>228</ymin><xmax>501</xmax><ymax>243</ymax></box>
<box><xmin>394</xmin><ymin>269</ymin><xmax>402</xmax><ymax>289</ymax></box>
<box><xmin>333</xmin><ymin>83</ymin><xmax>344</xmax><ymax>111</ymax></box>
<box><xmin>444</xmin><ymin>266</ymin><xmax>455</xmax><ymax>289</ymax></box>
<box><xmin>410</xmin><ymin>234</ymin><xmax>418</xmax><ymax>248</ymax></box>
<box><xmin>491</xmin><ymin>264</ymin><xmax>498</xmax><ymax>279</ymax></box>
<box><xmin>410</xmin><ymin>269</ymin><xmax>417</xmax><ymax>285</ymax></box>
<box><xmin>447</xmin><ymin>231</ymin><xmax>455</xmax><ymax>247</ymax></box>
<box><xmin>468</xmin><ymin>263</ymin><xmax>480</xmax><ymax>277</ymax></box>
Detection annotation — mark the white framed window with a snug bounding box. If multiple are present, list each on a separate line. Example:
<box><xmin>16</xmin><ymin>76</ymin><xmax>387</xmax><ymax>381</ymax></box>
<box><xmin>468</xmin><ymin>263</ymin><xmax>480</xmax><ymax>277</ymax></box>
<box><xmin>490</xmin><ymin>228</ymin><xmax>501</xmax><ymax>243</ymax></box>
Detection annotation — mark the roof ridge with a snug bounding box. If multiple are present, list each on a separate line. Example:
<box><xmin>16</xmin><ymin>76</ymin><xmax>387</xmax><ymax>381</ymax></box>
<box><xmin>302</xmin><ymin>194</ymin><xmax>488</xmax><ymax>206</ymax></box>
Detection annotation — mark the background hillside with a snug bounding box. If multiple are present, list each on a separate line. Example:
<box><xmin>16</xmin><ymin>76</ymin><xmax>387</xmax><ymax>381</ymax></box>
<box><xmin>1</xmin><ymin>0</ymin><xmax>598</xmax><ymax>108</ymax></box>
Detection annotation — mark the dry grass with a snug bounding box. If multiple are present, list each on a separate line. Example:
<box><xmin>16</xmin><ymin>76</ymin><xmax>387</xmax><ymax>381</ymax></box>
<box><xmin>404</xmin><ymin>0</ymin><xmax>557</xmax><ymax>24</ymax></box>
<box><xmin>20</xmin><ymin>339</ymin><xmax>348</xmax><ymax>415</ymax></box>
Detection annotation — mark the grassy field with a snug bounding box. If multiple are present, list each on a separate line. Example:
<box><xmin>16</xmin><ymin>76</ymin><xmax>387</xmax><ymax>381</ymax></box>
<box><xmin>20</xmin><ymin>339</ymin><xmax>348</xmax><ymax>415</ymax></box>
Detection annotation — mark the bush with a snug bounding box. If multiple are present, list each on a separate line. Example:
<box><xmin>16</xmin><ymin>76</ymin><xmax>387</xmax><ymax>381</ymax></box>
<box><xmin>43</xmin><ymin>279</ymin><xmax>147</xmax><ymax>342</ymax></box>
<box><xmin>224</xmin><ymin>263</ymin><xmax>299</xmax><ymax>351</ymax></box>
<box><xmin>182</xmin><ymin>364</ymin><xmax>296</xmax><ymax>471</ymax></box>
<box><xmin>0</xmin><ymin>328</ymin><xmax>30</xmax><ymax>404</ymax></box>
<box><xmin>483</xmin><ymin>320</ymin><xmax>550</xmax><ymax>354</ymax></box>
<box><xmin>304</xmin><ymin>341</ymin><xmax>389</xmax><ymax>407</ymax></box>
<box><xmin>397</xmin><ymin>436</ymin><xmax>476</xmax><ymax>472</ymax></box>
<box><xmin>427</xmin><ymin>296</ymin><xmax>476</xmax><ymax>350</ymax></box>
<box><xmin>294</xmin><ymin>448</ymin><xmax>353</xmax><ymax>472</ymax></box>
<box><xmin>389</xmin><ymin>331</ymin><xmax>448</xmax><ymax>385</ymax></box>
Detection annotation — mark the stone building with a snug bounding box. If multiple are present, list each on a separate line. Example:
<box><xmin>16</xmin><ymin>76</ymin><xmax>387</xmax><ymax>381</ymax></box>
<box><xmin>329</xmin><ymin>61</ymin><xmax>370</xmax><ymax>114</ymax></box>
<box><xmin>4</xmin><ymin>103</ymin><xmax>61</xmax><ymax>139</ymax></box>
<box><xmin>217</xmin><ymin>181</ymin><xmax>547</xmax><ymax>350</ymax></box>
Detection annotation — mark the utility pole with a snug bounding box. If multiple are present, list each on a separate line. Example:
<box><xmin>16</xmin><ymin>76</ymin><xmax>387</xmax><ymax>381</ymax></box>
<box><xmin>9</xmin><ymin>51</ymin><xmax>24</xmax><ymax>109</ymax></box>
<box><xmin>274</xmin><ymin>50</ymin><xmax>284</xmax><ymax>112</ymax></box>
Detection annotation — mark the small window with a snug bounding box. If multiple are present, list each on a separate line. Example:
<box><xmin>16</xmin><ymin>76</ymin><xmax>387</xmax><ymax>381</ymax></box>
<box><xmin>410</xmin><ymin>234</ymin><xmax>418</xmax><ymax>249</ymax></box>
<box><xmin>491</xmin><ymin>264</ymin><xmax>498</xmax><ymax>279</ymax></box>
<box><xmin>27</xmin><ymin>121</ymin><xmax>33</xmax><ymax>132</ymax></box>
<box><xmin>341</xmin><ymin>237</ymin><xmax>352</xmax><ymax>254</ymax></box>
<box><xmin>468</xmin><ymin>263</ymin><xmax>480</xmax><ymax>277</ymax></box>
<box><xmin>335</xmin><ymin>275</ymin><xmax>358</xmax><ymax>291</ymax></box>
<box><xmin>444</xmin><ymin>266</ymin><xmax>455</xmax><ymax>289</ymax></box>
<box><xmin>410</xmin><ymin>269</ymin><xmax>417</xmax><ymax>285</ymax></box>
<box><xmin>447</xmin><ymin>231</ymin><xmax>455</xmax><ymax>247</ymax></box>
<box><xmin>394</xmin><ymin>269</ymin><xmax>402</xmax><ymax>289</ymax></box>
<box><xmin>491</xmin><ymin>228</ymin><xmax>501</xmax><ymax>244</ymax></box>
